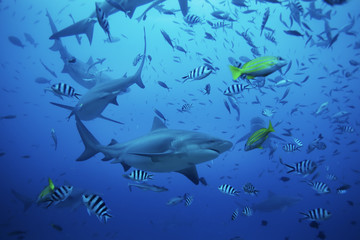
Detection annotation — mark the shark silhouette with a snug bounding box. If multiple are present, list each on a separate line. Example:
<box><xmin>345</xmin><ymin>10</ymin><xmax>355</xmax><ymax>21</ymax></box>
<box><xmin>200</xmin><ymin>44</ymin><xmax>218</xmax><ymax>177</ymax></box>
<box><xmin>75</xmin><ymin>116</ymin><xmax>233</xmax><ymax>184</ymax></box>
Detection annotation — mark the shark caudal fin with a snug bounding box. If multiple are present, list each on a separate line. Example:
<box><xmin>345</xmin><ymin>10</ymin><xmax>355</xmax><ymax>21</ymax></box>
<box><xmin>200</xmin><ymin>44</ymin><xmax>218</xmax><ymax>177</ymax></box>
<box><xmin>49</xmin><ymin>18</ymin><xmax>96</xmax><ymax>45</ymax></box>
<box><xmin>75</xmin><ymin>115</ymin><xmax>101</xmax><ymax>161</ymax></box>
<box><xmin>132</xmin><ymin>28</ymin><xmax>147</xmax><ymax>89</ymax></box>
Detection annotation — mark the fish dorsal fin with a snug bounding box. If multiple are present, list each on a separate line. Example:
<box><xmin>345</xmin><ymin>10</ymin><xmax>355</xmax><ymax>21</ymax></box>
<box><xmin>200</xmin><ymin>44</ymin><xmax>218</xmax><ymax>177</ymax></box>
<box><xmin>108</xmin><ymin>139</ymin><xmax>118</xmax><ymax>146</ymax></box>
<box><xmin>87</xmin><ymin>56</ymin><xmax>94</xmax><ymax>65</ymax></box>
<box><xmin>151</xmin><ymin>117</ymin><xmax>167</xmax><ymax>131</ymax></box>
<box><xmin>175</xmin><ymin>165</ymin><xmax>199</xmax><ymax>185</ymax></box>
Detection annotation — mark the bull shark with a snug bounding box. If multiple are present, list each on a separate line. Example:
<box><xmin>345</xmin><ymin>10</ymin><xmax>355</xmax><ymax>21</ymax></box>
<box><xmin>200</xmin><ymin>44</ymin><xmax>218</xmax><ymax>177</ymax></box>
<box><xmin>50</xmin><ymin>0</ymin><xmax>189</xmax><ymax>44</ymax></box>
<box><xmin>75</xmin><ymin>116</ymin><xmax>233</xmax><ymax>184</ymax></box>
<box><xmin>50</xmin><ymin>28</ymin><xmax>146</xmax><ymax>124</ymax></box>
<box><xmin>251</xmin><ymin>191</ymin><xmax>302</xmax><ymax>212</ymax></box>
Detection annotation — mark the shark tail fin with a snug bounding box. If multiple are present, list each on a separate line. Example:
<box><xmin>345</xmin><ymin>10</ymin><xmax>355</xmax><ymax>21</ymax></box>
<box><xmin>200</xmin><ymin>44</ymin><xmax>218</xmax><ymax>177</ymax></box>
<box><xmin>134</xmin><ymin>28</ymin><xmax>147</xmax><ymax>89</ymax></box>
<box><xmin>75</xmin><ymin>115</ymin><xmax>101</xmax><ymax>161</ymax></box>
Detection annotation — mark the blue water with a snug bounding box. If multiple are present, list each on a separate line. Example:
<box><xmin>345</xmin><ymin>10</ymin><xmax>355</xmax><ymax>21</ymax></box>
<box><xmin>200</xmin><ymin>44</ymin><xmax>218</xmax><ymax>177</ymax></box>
<box><xmin>1</xmin><ymin>0</ymin><xmax>360</xmax><ymax>239</ymax></box>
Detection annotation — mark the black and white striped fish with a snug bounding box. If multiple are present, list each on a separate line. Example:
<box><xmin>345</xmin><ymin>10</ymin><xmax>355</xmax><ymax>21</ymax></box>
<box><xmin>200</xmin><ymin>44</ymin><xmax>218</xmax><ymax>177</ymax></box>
<box><xmin>184</xmin><ymin>14</ymin><xmax>201</xmax><ymax>26</ymax></box>
<box><xmin>231</xmin><ymin>208</ymin><xmax>239</xmax><ymax>221</ymax></box>
<box><xmin>282</xmin><ymin>143</ymin><xmax>301</xmax><ymax>152</ymax></box>
<box><xmin>82</xmin><ymin>194</ymin><xmax>112</xmax><ymax>223</ymax></box>
<box><xmin>223</xmin><ymin>84</ymin><xmax>249</xmax><ymax>96</ymax></box>
<box><xmin>242</xmin><ymin>207</ymin><xmax>253</xmax><ymax>217</ymax></box>
<box><xmin>184</xmin><ymin>193</ymin><xmax>193</xmax><ymax>206</ymax></box>
<box><xmin>180</xmin><ymin>103</ymin><xmax>192</xmax><ymax>112</ymax></box>
<box><xmin>307</xmin><ymin>181</ymin><xmax>330</xmax><ymax>194</ymax></box>
<box><xmin>299</xmin><ymin>208</ymin><xmax>331</xmax><ymax>222</ymax></box>
<box><xmin>182</xmin><ymin>65</ymin><xmax>212</xmax><ymax>82</ymax></box>
<box><xmin>339</xmin><ymin>125</ymin><xmax>354</xmax><ymax>133</ymax></box>
<box><xmin>243</xmin><ymin>183</ymin><xmax>259</xmax><ymax>196</ymax></box>
<box><xmin>50</xmin><ymin>83</ymin><xmax>81</xmax><ymax>99</ymax></box>
<box><xmin>264</xmin><ymin>32</ymin><xmax>277</xmax><ymax>45</ymax></box>
<box><xmin>293</xmin><ymin>138</ymin><xmax>303</xmax><ymax>146</ymax></box>
<box><xmin>283</xmin><ymin>159</ymin><xmax>317</xmax><ymax>176</ymax></box>
<box><xmin>46</xmin><ymin>185</ymin><xmax>73</xmax><ymax>207</ymax></box>
<box><xmin>207</xmin><ymin>20</ymin><xmax>231</xmax><ymax>29</ymax></box>
<box><xmin>218</xmin><ymin>184</ymin><xmax>240</xmax><ymax>196</ymax></box>
<box><xmin>326</xmin><ymin>173</ymin><xmax>337</xmax><ymax>181</ymax></box>
<box><xmin>124</xmin><ymin>170</ymin><xmax>153</xmax><ymax>182</ymax></box>
<box><xmin>95</xmin><ymin>3</ymin><xmax>111</xmax><ymax>41</ymax></box>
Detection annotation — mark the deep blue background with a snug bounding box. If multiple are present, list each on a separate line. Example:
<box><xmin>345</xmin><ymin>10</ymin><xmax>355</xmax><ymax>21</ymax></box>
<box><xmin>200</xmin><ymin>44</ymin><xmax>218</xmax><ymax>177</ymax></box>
<box><xmin>0</xmin><ymin>0</ymin><xmax>359</xmax><ymax>239</ymax></box>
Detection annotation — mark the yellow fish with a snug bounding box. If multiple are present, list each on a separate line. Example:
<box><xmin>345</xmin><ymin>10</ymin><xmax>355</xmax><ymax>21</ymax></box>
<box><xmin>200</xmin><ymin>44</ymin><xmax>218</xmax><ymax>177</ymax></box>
<box><xmin>229</xmin><ymin>56</ymin><xmax>287</xmax><ymax>80</ymax></box>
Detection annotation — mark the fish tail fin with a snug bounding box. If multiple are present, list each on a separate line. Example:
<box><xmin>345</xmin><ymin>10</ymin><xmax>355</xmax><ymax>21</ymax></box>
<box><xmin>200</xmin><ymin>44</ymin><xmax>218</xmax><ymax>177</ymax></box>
<box><xmin>298</xmin><ymin>212</ymin><xmax>308</xmax><ymax>222</ymax></box>
<box><xmin>286</xmin><ymin>164</ymin><xmax>295</xmax><ymax>173</ymax></box>
<box><xmin>48</xmin><ymin>178</ymin><xmax>55</xmax><ymax>191</ymax></box>
<box><xmin>75</xmin><ymin>115</ymin><xmax>101</xmax><ymax>161</ymax></box>
<box><xmin>46</xmin><ymin>200</ymin><xmax>54</xmax><ymax>208</ymax></box>
<box><xmin>229</xmin><ymin>65</ymin><xmax>242</xmax><ymax>80</ymax></box>
<box><xmin>268</xmin><ymin>120</ymin><xmax>275</xmax><ymax>132</ymax></box>
<box><xmin>103</xmin><ymin>213</ymin><xmax>112</xmax><ymax>223</ymax></box>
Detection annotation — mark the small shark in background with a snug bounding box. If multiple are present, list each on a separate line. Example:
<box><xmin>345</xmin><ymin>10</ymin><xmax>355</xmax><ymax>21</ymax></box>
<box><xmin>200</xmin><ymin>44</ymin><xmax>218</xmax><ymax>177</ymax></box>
<box><xmin>50</xmin><ymin>27</ymin><xmax>147</xmax><ymax>124</ymax></box>
<box><xmin>251</xmin><ymin>191</ymin><xmax>302</xmax><ymax>212</ymax></box>
<box><xmin>49</xmin><ymin>0</ymin><xmax>188</xmax><ymax>44</ymax></box>
<box><xmin>75</xmin><ymin>116</ymin><xmax>232</xmax><ymax>185</ymax></box>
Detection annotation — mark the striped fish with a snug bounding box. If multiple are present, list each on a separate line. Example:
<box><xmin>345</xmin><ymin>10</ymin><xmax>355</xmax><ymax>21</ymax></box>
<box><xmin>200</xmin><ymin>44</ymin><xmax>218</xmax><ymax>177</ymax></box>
<box><xmin>229</xmin><ymin>56</ymin><xmax>287</xmax><ymax>80</ymax></box>
<box><xmin>124</xmin><ymin>170</ymin><xmax>153</xmax><ymax>182</ymax></box>
<box><xmin>184</xmin><ymin>193</ymin><xmax>193</xmax><ymax>206</ymax></box>
<box><xmin>299</xmin><ymin>208</ymin><xmax>331</xmax><ymax>222</ymax></box>
<box><xmin>284</xmin><ymin>159</ymin><xmax>317</xmax><ymax>176</ymax></box>
<box><xmin>326</xmin><ymin>174</ymin><xmax>337</xmax><ymax>181</ymax></box>
<box><xmin>181</xmin><ymin>103</ymin><xmax>192</xmax><ymax>112</ymax></box>
<box><xmin>245</xmin><ymin>120</ymin><xmax>275</xmax><ymax>151</ymax></box>
<box><xmin>82</xmin><ymin>194</ymin><xmax>112</xmax><ymax>223</ymax></box>
<box><xmin>339</xmin><ymin>125</ymin><xmax>354</xmax><ymax>133</ymax></box>
<box><xmin>182</xmin><ymin>66</ymin><xmax>212</xmax><ymax>82</ymax></box>
<box><xmin>242</xmin><ymin>207</ymin><xmax>253</xmax><ymax>217</ymax></box>
<box><xmin>46</xmin><ymin>185</ymin><xmax>73</xmax><ymax>207</ymax></box>
<box><xmin>207</xmin><ymin>20</ymin><xmax>231</xmax><ymax>29</ymax></box>
<box><xmin>243</xmin><ymin>183</ymin><xmax>259</xmax><ymax>196</ymax></box>
<box><xmin>50</xmin><ymin>83</ymin><xmax>81</xmax><ymax>99</ymax></box>
<box><xmin>218</xmin><ymin>184</ymin><xmax>240</xmax><ymax>196</ymax></box>
<box><xmin>307</xmin><ymin>181</ymin><xmax>330</xmax><ymax>194</ymax></box>
<box><xmin>95</xmin><ymin>3</ymin><xmax>111</xmax><ymax>41</ymax></box>
<box><xmin>231</xmin><ymin>208</ymin><xmax>239</xmax><ymax>221</ymax></box>
<box><xmin>293</xmin><ymin>138</ymin><xmax>303</xmax><ymax>146</ymax></box>
<box><xmin>223</xmin><ymin>84</ymin><xmax>250</xmax><ymax>96</ymax></box>
<box><xmin>282</xmin><ymin>143</ymin><xmax>301</xmax><ymax>152</ymax></box>
<box><xmin>184</xmin><ymin>14</ymin><xmax>201</xmax><ymax>26</ymax></box>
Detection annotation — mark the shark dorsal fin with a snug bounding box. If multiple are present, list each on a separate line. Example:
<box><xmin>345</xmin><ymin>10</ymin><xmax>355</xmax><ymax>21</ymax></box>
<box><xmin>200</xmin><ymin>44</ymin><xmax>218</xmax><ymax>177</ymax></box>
<box><xmin>151</xmin><ymin>117</ymin><xmax>167</xmax><ymax>131</ymax></box>
<box><xmin>108</xmin><ymin>139</ymin><xmax>118</xmax><ymax>146</ymax></box>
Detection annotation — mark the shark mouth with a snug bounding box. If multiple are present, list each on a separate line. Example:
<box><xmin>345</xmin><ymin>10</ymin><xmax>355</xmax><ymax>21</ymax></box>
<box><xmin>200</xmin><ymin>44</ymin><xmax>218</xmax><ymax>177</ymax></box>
<box><xmin>208</xmin><ymin>148</ymin><xmax>221</xmax><ymax>154</ymax></box>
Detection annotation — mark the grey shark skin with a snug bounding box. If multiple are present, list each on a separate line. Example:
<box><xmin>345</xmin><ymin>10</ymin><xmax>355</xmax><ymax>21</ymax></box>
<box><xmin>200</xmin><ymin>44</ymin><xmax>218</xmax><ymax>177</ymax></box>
<box><xmin>49</xmin><ymin>0</ymin><xmax>188</xmax><ymax>44</ymax></box>
<box><xmin>128</xmin><ymin>183</ymin><xmax>168</xmax><ymax>192</ymax></box>
<box><xmin>46</xmin><ymin>10</ymin><xmax>101</xmax><ymax>89</ymax></box>
<box><xmin>75</xmin><ymin>116</ymin><xmax>233</xmax><ymax>184</ymax></box>
<box><xmin>50</xmin><ymin>28</ymin><xmax>146</xmax><ymax>123</ymax></box>
<box><xmin>251</xmin><ymin>191</ymin><xmax>301</xmax><ymax>212</ymax></box>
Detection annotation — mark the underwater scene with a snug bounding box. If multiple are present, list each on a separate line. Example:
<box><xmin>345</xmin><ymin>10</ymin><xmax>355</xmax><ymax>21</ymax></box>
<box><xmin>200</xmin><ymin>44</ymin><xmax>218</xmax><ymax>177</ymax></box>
<box><xmin>0</xmin><ymin>0</ymin><xmax>359</xmax><ymax>239</ymax></box>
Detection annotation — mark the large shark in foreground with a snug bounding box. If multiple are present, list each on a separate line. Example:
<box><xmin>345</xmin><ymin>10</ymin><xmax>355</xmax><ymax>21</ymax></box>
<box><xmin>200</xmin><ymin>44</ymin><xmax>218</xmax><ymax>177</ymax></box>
<box><xmin>50</xmin><ymin>0</ymin><xmax>188</xmax><ymax>44</ymax></box>
<box><xmin>50</xmin><ymin>28</ymin><xmax>147</xmax><ymax>124</ymax></box>
<box><xmin>75</xmin><ymin>116</ymin><xmax>233</xmax><ymax>184</ymax></box>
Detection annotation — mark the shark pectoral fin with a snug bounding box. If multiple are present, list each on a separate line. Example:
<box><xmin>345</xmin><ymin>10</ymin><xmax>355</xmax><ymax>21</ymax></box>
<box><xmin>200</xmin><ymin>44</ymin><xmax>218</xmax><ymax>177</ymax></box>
<box><xmin>121</xmin><ymin>162</ymin><xmax>131</xmax><ymax>172</ymax></box>
<box><xmin>99</xmin><ymin>115</ymin><xmax>124</xmax><ymax>125</ymax></box>
<box><xmin>175</xmin><ymin>165</ymin><xmax>199</xmax><ymax>185</ymax></box>
<box><xmin>50</xmin><ymin>102</ymin><xmax>74</xmax><ymax>111</ymax></box>
<box><xmin>110</xmin><ymin>97</ymin><xmax>119</xmax><ymax>106</ymax></box>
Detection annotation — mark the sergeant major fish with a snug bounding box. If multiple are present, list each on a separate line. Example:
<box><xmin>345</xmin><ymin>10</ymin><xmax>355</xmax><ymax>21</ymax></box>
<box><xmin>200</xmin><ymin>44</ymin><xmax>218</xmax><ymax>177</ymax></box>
<box><xmin>184</xmin><ymin>193</ymin><xmax>194</xmax><ymax>206</ymax></box>
<box><xmin>123</xmin><ymin>170</ymin><xmax>153</xmax><ymax>182</ymax></box>
<box><xmin>82</xmin><ymin>194</ymin><xmax>112</xmax><ymax>223</ymax></box>
<box><xmin>45</xmin><ymin>185</ymin><xmax>73</xmax><ymax>207</ymax></box>
<box><xmin>281</xmin><ymin>159</ymin><xmax>317</xmax><ymax>176</ymax></box>
<box><xmin>224</xmin><ymin>84</ymin><xmax>250</xmax><ymax>96</ymax></box>
<box><xmin>243</xmin><ymin>183</ymin><xmax>259</xmax><ymax>196</ymax></box>
<box><xmin>183</xmin><ymin>66</ymin><xmax>212</xmax><ymax>82</ymax></box>
<box><xmin>218</xmin><ymin>184</ymin><xmax>240</xmax><ymax>196</ymax></box>
<box><xmin>299</xmin><ymin>208</ymin><xmax>331</xmax><ymax>222</ymax></box>
<box><xmin>45</xmin><ymin>83</ymin><xmax>81</xmax><ymax>100</ymax></box>
<box><xmin>282</xmin><ymin>143</ymin><xmax>301</xmax><ymax>152</ymax></box>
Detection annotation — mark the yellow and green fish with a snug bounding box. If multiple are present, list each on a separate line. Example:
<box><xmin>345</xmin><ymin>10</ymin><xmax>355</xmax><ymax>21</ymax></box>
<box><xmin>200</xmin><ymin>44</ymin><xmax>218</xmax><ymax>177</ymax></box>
<box><xmin>37</xmin><ymin>178</ymin><xmax>55</xmax><ymax>201</ymax></box>
<box><xmin>229</xmin><ymin>56</ymin><xmax>287</xmax><ymax>80</ymax></box>
<box><xmin>245</xmin><ymin>120</ymin><xmax>274</xmax><ymax>151</ymax></box>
